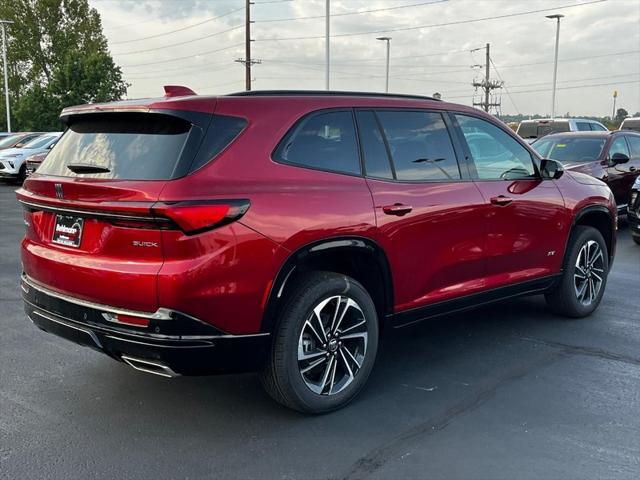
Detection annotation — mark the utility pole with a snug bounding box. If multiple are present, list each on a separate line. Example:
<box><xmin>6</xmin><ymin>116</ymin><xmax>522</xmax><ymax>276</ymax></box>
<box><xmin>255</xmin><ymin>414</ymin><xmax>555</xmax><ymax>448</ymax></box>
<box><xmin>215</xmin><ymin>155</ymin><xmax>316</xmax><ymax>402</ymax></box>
<box><xmin>245</xmin><ymin>0</ymin><xmax>251</xmax><ymax>90</ymax></box>
<box><xmin>0</xmin><ymin>20</ymin><xmax>13</xmax><ymax>132</ymax></box>
<box><xmin>325</xmin><ymin>0</ymin><xmax>330</xmax><ymax>90</ymax></box>
<box><xmin>484</xmin><ymin>43</ymin><xmax>490</xmax><ymax>112</ymax></box>
<box><xmin>235</xmin><ymin>0</ymin><xmax>260</xmax><ymax>91</ymax></box>
<box><xmin>612</xmin><ymin>90</ymin><xmax>618</xmax><ymax>121</ymax></box>
<box><xmin>377</xmin><ymin>37</ymin><xmax>391</xmax><ymax>93</ymax></box>
<box><xmin>472</xmin><ymin>43</ymin><xmax>502</xmax><ymax>114</ymax></box>
<box><xmin>546</xmin><ymin>14</ymin><xmax>564</xmax><ymax>119</ymax></box>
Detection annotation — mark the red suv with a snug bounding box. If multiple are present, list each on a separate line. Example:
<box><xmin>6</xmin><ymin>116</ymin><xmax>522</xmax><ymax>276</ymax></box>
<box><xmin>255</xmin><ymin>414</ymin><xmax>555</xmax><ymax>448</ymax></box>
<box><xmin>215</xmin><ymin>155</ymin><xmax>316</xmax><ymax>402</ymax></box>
<box><xmin>18</xmin><ymin>89</ymin><xmax>617</xmax><ymax>413</ymax></box>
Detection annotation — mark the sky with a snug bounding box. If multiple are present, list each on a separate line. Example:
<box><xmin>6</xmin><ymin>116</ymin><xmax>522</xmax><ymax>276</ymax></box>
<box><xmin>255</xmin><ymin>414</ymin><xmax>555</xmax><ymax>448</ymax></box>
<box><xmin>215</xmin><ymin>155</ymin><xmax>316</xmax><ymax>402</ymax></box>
<box><xmin>90</xmin><ymin>0</ymin><xmax>640</xmax><ymax>117</ymax></box>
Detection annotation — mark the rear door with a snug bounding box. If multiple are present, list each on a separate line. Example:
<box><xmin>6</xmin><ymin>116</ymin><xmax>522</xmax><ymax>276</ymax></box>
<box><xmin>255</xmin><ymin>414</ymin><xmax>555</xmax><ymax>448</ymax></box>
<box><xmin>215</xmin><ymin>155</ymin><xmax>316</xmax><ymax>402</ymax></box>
<box><xmin>18</xmin><ymin>110</ymin><xmax>218</xmax><ymax>312</ymax></box>
<box><xmin>452</xmin><ymin>113</ymin><xmax>567</xmax><ymax>288</ymax></box>
<box><xmin>357</xmin><ymin>108</ymin><xmax>487</xmax><ymax>314</ymax></box>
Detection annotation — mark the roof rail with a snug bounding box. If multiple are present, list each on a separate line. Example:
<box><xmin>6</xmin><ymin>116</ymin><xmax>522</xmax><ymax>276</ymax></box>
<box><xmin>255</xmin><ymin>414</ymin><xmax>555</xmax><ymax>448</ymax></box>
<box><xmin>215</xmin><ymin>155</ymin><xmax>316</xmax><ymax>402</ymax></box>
<box><xmin>227</xmin><ymin>90</ymin><xmax>441</xmax><ymax>101</ymax></box>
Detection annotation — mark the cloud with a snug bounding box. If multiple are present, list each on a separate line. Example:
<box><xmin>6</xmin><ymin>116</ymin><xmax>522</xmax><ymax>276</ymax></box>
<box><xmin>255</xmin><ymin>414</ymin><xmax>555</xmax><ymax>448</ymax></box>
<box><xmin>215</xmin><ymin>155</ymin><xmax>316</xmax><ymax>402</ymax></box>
<box><xmin>92</xmin><ymin>0</ymin><xmax>640</xmax><ymax>116</ymax></box>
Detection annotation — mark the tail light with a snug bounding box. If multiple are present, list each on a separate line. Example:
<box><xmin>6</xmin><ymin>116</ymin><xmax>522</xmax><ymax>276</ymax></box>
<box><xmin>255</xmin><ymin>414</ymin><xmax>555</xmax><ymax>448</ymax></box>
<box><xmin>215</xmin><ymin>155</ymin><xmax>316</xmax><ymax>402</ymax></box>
<box><xmin>152</xmin><ymin>200</ymin><xmax>250</xmax><ymax>235</ymax></box>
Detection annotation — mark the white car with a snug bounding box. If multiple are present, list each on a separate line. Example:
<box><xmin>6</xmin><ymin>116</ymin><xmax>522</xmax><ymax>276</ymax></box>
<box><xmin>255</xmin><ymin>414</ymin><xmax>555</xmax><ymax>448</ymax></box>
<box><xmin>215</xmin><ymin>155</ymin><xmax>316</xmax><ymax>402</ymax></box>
<box><xmin>620</xmin><ymin>117</ymin><xmax>640</xmax><ymax>133</ymax></box>
<box><xmin>516</xmin><ymin>118</ymin><xmax>608</xmax><ymax>143</ymax></box>
<box><xmin>0</xmin><ymin>132</ymin><xmax>62</xmax><ymax>182</ymax></box>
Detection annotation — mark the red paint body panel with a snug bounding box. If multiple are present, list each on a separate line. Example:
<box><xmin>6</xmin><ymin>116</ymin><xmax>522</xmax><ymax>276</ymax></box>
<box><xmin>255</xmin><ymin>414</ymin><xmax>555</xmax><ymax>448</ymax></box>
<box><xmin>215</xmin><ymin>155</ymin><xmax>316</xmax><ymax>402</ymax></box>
<box><xmin>365</xmin><ymin>178</ymin><xmax>487</xmax><ymax>310</ymax></box>
<box><xmin>18</xmin><ymin>93</ymin><xmax>617</xmax><ymax>340</ymax></box>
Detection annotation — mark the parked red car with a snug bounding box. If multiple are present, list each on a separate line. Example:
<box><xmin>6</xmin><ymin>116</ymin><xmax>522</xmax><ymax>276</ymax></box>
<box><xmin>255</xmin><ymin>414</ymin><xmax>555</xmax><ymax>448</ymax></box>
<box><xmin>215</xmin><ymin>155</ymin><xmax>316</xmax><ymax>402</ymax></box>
<box><xmin>532</xmin><ymin>131</ymin><xmax>640</xmax><ymax>211</ymax></box>
<box><xmin>18</xmin><ymin>89</ymin><xmax>617</xmax><ymax>413</ymax></box>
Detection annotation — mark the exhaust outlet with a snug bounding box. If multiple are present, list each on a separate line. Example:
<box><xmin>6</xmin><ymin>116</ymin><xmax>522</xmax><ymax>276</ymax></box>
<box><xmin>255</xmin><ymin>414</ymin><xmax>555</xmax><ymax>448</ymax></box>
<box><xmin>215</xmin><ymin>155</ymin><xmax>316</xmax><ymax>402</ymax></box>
<box><xmin>121</xmin><ymin>355</ymin><xmax>179</xmax><ymax>378</ymax></box>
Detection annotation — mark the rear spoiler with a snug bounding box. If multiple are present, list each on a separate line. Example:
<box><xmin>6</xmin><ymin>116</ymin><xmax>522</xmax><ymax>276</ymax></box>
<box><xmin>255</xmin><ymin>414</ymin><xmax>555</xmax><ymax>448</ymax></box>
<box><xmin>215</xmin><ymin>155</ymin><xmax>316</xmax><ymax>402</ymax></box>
<box><xmin>60</xmin><ymin>86</ymin><xmax>210</xmax><ymax>124</ymax></box>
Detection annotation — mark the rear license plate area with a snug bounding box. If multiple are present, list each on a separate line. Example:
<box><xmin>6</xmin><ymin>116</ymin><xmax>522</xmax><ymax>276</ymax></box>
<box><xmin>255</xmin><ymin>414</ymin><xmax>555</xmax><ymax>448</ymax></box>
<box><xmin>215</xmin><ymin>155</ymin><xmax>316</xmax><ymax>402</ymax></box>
<box><xmin>52</xmin><ymin>214</ymin><xmax>84</xmax><ymax>248</ymax></box>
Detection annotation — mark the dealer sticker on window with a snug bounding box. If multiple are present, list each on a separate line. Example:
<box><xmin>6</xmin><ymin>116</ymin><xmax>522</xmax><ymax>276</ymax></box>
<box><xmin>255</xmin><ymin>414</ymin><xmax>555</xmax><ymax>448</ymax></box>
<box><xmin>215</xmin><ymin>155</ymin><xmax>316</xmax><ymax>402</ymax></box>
<box><xmin>52</xmin><ymin>215</ymin><xmax>84</xmax><ymax>248</ymax></box>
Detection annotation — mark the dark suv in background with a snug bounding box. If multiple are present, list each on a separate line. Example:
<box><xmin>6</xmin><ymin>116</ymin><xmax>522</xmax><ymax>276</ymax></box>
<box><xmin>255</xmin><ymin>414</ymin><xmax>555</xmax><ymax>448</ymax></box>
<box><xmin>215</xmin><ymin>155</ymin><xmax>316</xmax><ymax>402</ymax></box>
<box><xmin>533</xmin><ymin>130</ymin><xmax>640</xmax><ymax>212</ymax></box>
<box><xmin>18</xmin><ymin>89</ymin><xmax>616</xmax><ymax>413</ymax></box>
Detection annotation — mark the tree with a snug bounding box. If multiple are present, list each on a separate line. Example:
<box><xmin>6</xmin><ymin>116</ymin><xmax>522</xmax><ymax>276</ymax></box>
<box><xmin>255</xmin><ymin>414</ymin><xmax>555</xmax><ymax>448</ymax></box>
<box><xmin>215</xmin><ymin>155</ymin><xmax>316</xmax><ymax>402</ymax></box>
<box><xmin>615</xmin><ymin>108</ymin><xmax>629</xmax><ymax>124</ymax></box>
<box><xmin>0</xmin><ymin>0</ymin><xmax>128</xmax><ymax>131</ymax></box>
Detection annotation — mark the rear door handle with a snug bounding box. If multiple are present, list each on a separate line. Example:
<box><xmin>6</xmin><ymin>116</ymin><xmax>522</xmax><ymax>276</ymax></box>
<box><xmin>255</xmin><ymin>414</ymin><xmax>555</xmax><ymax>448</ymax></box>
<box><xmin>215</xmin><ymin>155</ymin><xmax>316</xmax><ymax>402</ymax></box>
<box><xmin>382</xmin><ymin>203</ymin><xmax>413</xmax><ymax>216</ymax></box>
<box><xmin>630</xmin><ymin>166</ymin><xmax>637</xmax><ymax>172</ymax></box>
<box><xmin>490</xmin><ymin>195</ymin><xmax>513</xmax><ymax>206</ymax></box>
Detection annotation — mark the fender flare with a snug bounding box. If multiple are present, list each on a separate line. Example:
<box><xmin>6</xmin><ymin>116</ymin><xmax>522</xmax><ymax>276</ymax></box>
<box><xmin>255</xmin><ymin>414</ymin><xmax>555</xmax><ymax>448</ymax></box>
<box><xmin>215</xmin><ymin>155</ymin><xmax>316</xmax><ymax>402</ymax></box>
<box><xmin>260</xmin><ymin>236</ymin><xmax>394</xmax><ymax>333</ymax></box>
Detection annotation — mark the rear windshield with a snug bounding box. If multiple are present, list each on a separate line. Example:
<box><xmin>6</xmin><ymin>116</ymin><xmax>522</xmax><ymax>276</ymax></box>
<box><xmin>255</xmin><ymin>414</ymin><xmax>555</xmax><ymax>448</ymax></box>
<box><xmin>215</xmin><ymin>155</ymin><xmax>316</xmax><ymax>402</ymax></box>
<box><xmin>38</xmin><ymin>113</ymin><xmax>191</xmax><ymax>180</ymax></box>
<box><xmin>532</xmin><ymin>137</ymin><xmax>606</xmax><ymax>162</ymax></box>
<box><xmin>38</xmin><ymin>112</ymin><xmax>247</xmax><ymax>180</ymax></box>
<box><xmin>518</xmin><ymin>121</ymin><xmax>570</xmax><ymax>139</ymax></box>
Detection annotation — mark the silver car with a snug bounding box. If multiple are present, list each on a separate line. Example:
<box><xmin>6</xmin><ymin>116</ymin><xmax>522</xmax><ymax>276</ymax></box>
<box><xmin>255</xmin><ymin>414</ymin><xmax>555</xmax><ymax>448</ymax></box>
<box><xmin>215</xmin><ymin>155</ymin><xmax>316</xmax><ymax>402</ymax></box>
<box><xmin>0</xmin><ymin>132</ymin><xmax>62</xmax><ymax>182</ymax></box>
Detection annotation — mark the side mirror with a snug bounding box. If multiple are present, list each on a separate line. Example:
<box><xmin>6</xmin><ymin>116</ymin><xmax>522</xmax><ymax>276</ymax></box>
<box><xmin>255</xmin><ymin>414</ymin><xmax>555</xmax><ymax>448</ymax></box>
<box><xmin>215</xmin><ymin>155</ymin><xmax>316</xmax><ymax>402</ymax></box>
<box><xmin>610</xmin><ymin>152</ymin><xmax>630</xmax><ymax>165</ymax></box>
<box><xmin>540</xmin><ymin>158</ymin><xmax>564</xmax><ymax>180</ymax></box>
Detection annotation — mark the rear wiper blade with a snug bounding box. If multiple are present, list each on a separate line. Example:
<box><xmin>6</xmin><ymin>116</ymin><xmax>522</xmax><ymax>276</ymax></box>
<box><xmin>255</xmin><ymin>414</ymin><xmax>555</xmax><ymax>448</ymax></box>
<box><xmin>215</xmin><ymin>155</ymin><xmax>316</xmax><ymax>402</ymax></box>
<box><xmin>66</xmin><ymin>163</ymin><xmax>110</xmax><ymax>174</ymax></box>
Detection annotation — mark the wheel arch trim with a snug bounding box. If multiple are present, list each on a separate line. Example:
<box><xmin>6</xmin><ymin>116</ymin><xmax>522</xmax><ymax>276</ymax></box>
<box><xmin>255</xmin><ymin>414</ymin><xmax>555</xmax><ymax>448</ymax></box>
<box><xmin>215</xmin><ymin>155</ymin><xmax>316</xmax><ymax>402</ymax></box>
<box><xmin>260</xmin><ymin>236</ymin><xmax>394</xmax><ymax>333</ymax></box>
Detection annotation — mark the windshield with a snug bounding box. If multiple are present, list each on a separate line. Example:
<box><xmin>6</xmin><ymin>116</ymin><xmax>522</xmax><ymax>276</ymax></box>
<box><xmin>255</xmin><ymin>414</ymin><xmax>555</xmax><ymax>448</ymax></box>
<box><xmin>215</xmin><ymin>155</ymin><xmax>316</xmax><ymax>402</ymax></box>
<box><xmin>533</xmin><ymin>137</ymin><xmax>606</xmax><ymax>163</ymax></box>
<box><xmin>22</xmin><ymin>134</ymin><xmax>58</xmax><ymax>149</ymax></box>
<box><xmin>0</xmin><ymin>134</ymin><xmax>21</xmax><ymax>148</ymax></box>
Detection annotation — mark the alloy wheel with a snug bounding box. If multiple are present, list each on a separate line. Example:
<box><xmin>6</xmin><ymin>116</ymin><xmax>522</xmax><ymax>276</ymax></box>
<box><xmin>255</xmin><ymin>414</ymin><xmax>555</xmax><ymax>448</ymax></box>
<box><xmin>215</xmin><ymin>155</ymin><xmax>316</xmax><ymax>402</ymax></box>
<box><xmin>574</xmin><ymin>240</ymin><xmax>605</xmax><ymax>306</ymax></box>
<box><xmin>297</xmin><ymin>295</ymin><xmax>368</xmax><ymax>396</ymax></box>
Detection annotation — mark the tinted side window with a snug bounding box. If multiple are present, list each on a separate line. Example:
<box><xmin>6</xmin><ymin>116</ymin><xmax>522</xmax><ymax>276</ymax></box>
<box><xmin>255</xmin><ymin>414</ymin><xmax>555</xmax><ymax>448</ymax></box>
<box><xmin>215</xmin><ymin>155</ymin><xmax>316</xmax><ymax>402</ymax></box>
<box><xmin>626</xmin><ymin>135</ymin><xmax>640</xmax><ymax>158</ymax></box>
<box><xmin>590</xmin><ymin>123</ymin><xmax>607</xmax><ymax>131</ymax></box>
<box><xmin>190</xmin><ymin>115</ymin><xmax>247</xmax><ymax>171</ymax></box>
<box><xmin>455</xmin><ymin>114</ymin><xmax>536</xmax><ymax>180</ymax></box>
<box><xmin>376</xmin><ymin>111</ymin><xmax>460</xmax><ymax>181</ymax></box>
<box><xmin>576</xmin><ymin>122</ymin><xmax>592</xmax><ymax>131</ymax></box>
<box><xmin>274</xmin><ymin>111</ymin><xmax>360</xmax><ymax>175</ymax></box>
<box><xmin>355</xmin><ymin>110</ymin><xmax>393</xmax><ymax>179</ymax></box>
<box><xmin>609</xmin><ymin>137</ymin><xmax>630</xmax><ymax>158</ymax></box>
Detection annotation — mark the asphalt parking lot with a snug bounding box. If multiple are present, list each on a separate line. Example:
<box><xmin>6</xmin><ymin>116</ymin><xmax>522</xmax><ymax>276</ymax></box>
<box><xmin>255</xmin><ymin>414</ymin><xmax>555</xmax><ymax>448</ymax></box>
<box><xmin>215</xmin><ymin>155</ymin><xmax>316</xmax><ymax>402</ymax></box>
<box><xmin>1</xmin><ymin>181</ymin><xmax>639</xmax><ymax>480</ymax></box>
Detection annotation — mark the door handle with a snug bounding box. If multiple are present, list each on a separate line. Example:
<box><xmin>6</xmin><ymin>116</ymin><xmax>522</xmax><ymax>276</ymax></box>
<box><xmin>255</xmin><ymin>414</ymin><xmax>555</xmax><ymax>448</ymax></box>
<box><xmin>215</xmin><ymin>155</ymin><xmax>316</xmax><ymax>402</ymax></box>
<box><xmin>382</xmin><ymin>203</ymin><xmax>413</xmax><ymax>216</ymax></box>
<box><xmin>630</xmin><ymin>166</ymin><xmax>637</xmax><ymax>172</ymax></box>
<box><xmin>490</xmin><ymin>195</ymin><xmax>513</xmax><ymax>206</ymax></box>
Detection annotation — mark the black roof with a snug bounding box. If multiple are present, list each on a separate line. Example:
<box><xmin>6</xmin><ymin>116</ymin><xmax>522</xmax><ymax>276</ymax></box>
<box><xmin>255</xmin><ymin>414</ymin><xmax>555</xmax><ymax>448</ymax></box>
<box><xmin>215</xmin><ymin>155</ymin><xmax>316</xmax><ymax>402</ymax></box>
<box><xmin>228</xmin><ymin>90</ymin><xmax>441</xmax><ymax>101</ymax></box>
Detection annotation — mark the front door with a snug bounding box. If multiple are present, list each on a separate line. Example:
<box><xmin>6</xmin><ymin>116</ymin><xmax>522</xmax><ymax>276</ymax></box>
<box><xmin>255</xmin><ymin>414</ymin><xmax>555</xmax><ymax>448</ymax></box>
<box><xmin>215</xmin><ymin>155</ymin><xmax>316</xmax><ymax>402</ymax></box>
<box><xmin>452</xmin><ymin>113</ymin><xmax>568</xmax><ymax>289</ymax></box>
<box><xmin>606</xmin><ymin>135</ymin><xmax>638</xmax><ymax>207</ymax></box>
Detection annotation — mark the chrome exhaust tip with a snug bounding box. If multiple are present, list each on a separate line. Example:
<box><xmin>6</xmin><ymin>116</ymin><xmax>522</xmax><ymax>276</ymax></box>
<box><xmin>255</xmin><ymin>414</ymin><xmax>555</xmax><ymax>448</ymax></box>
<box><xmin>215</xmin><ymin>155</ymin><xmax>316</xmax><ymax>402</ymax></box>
<box><xmin>121</xmin><ymin>355</ymin><xmax>179</xmax><ymax>378</ymax></box>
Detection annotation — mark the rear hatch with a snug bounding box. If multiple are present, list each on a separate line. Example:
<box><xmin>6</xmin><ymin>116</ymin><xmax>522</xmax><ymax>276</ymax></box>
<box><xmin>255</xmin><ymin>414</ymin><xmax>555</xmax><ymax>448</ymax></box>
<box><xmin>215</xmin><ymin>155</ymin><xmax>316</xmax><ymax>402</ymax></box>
<box><xmin>18</xmin><ymin>103</ymin><xmax>218</xmax><ymax>312</ymax></box>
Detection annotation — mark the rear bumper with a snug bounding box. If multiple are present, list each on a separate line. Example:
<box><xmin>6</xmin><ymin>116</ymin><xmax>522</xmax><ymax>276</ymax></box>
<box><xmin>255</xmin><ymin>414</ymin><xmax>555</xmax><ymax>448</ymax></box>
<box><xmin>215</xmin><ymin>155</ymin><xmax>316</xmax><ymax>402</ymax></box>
<box><xmin>22</xmin><ymin>274</ymin><xmax>270</xmax><ymax>375</ymax></box>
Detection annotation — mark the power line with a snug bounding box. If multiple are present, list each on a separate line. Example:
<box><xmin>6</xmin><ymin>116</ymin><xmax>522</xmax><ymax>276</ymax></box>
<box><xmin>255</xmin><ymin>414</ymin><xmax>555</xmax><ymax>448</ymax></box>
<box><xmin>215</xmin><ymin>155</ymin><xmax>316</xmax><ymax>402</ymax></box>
<box><xmin>113</xmin><ymin>24</ymin><xmax>244</xmax><ymax>55</ymax></box>
<box><xmin>490</xmin><ymin>57</ymin><xmax>520</xmax><ymax>115</ymax></box>
<box><xmin>119</xmin><ymin>42</ymin><xmax>244</xmax><ymax>68</ymax></box>
<box><xmin>256</xmin><ymin>0</ymin><xmax>606</xmax><ymax>41</ymax></box>
<box><xmin>445</xmin><ymin>79</ymin><xmax>639</xmax><ymax>100</ymax></box>
<box><xmin>256</xmin><ymin>0</ymin><xmax>446</xmax><ymax>23</ymax></box>
<box><xmin>111</xmin><ymin>7</ymin><xmax>245</xmax><ymax>45</ymax></box>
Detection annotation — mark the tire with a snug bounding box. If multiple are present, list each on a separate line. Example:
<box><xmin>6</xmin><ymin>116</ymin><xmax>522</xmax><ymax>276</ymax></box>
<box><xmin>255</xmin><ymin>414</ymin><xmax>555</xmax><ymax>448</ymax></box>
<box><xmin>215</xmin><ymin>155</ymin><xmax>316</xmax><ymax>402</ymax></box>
<box><xmin>544</xmin><ymin>226</ymin><xmax>609</xmax><ymax>318</ymax></box>
<box><xmin>15</xmin><ymin>164</ymin><xmax>26</xmax><ymax>184</ymax></box>
<box><xmin>259</xmin><ymin>271</ymin><xmax>379</xmax><ymax>414</ymax></box>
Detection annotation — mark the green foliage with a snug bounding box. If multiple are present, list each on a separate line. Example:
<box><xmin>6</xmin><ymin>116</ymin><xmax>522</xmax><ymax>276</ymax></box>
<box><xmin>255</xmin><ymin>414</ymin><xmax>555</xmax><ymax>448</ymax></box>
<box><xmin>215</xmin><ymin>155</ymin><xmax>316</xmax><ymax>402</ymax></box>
<box><xmin>614</xmin><ymin>108</ymin><xmax>629</xmax><ymax>124</ymax></box>
<box><xmin>0</xmin><ymin>0</ymin><xmax>128</xmax><ymax>131</ymax></box>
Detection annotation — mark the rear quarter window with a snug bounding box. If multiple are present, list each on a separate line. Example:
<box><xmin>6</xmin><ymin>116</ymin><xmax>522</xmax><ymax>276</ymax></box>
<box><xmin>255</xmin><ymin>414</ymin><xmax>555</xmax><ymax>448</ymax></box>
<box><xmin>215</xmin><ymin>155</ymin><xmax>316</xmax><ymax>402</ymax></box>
<box><xmin>273</xmin><ymin>110</ymin><xmax>361</xmax><ymax>175</ymax></box>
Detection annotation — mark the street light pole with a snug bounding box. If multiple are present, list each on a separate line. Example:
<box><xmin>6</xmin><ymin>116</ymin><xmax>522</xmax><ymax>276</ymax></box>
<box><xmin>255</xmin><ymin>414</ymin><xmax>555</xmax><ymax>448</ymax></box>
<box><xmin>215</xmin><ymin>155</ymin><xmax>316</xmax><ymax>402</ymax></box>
<box><xmin>546</xmin><ymin>14</ymin><xmax>564</xmax><ymax>119</ymax></box>
<box><xmin>325</xmin><ymin>0</ymin><xmax>330</xmax><ymax>90</ymax></box>
<box><xmin>0</xmin><ymin>20</ymin><xmax>13</xmax><ymax>132</ymax></box>
<box><xmin>377</xmin><ymin>37</ymin><xmax>391</xmax><ymax>93</ymax></box>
